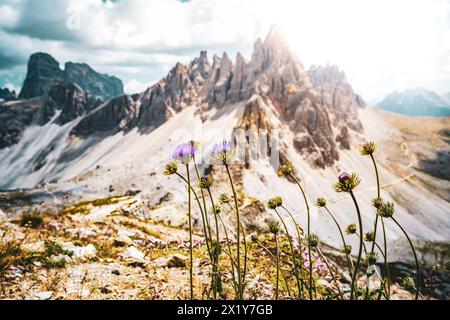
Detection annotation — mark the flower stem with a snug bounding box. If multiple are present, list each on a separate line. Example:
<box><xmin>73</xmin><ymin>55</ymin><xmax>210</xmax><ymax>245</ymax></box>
<box><xmin>274</xmin><ymin>233</ymin><xmax>280</xmax><ymax>300</ymax></box>
<box><xmin>290</xmin><ymin>174</ymin><xmax>314</xmax><ymax>300</ymax></box>
<box><xmin>240</xmin><ymin>219</ymin><xmax>248</xmax><ymax>295</ymax></box>
<box><xmin>207</xmin><ymin>187</ymin><xmax>221</xmax><ymax>299</ymax></box>
<box><xmin>316</xmin><ymin>246</ymin><xmax>344</xmax><ymax>300</ymax></box>
<box><xmin>254</xmin><ymin>238</ymin><xmax>292</xmax><ymax>297</ymax></box>
<box><xmin>186</xmin><ymin>164</ymin><xmax>194</xmax><ymax>300</ymax></box>
<box><xmin>323</xmin><ymin>206</ymin><xmax>354</xmax><ymax>274</ymax></box>
<box><xmin>368</xmin><ymin>154</ymin><xmax>381</xmax><ymax>257</ymax></box>
<box><xmin>391</xmin><ymin>216</ymin><xmax>420</xmax><ymax>300</ymax></box>
<box><xmin>349</xmin><ymin>190</ymin><xmax>364</xmax><ymax>300</ymax></box>
<box><xmin>274</xmin><ymin>208</ymin><xmax>304</xmax><ymax>299</ymax></box>
<box><xmin>280</xmin><ymin>205</ymin><xmax>305</xmax><ymax>298</ymax></box>
<box><xmin>380</xmin><ymin>218</ymin><xmax>391</xmax><ymax>299</ymax></box>
<box><xmin>225</xmin><ymin>164</ymin><xmax>244</xmax><ymax>299</ymax></box>
<box><xmin>216</xmin><ymin>211</ymin><xmax>238</xmax><ymax>295</ymax></box>
<box><xmin>176</xmin><ymin>173</ymin><xmax>213</xmax><ymax>263</ymax></box>
<box><xmin>193</xmin><ymin>159</ymin><xmax>213</xmax><ymax>245</ymax></box>
<box><xmin>366</xmin><ymin>153</ymin><xmax>391</xmax><ymax>300</ymax></box>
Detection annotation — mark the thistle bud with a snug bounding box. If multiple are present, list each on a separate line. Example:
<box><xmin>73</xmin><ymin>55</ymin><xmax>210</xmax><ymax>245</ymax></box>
<box><xmin>360</xmin><ymin>141</ymin><xmax>377</xmax><ymax>156</ymax></box>
<box><xmin>342</xmin><ymin>245</ymin><xmax>352</xmax><ymax>255</ymax></box>
<box><xmin>377</xmin><ymin>201</ymin><xmax>395</xmax><ymax>218</ymax></box>
<box><xmin>266</xmin><ymin>219</ymin><xmax>281</xmax><ymax>235</ymax></box>
<box><xmin>333</xmin><ymin>172</ymin><xmax>361</xmax><ymax>193</ymax></box>
<box><xmin>365</xmin><ymin>231</ymin><xmax>375</xmax><ymax>242</ymax></box>
<box><xmin>367</xmin><ymin>252</ymin><xmax>379</xmax><ymax>265</ymax></box>
<box><xmin>307</xmin><ymin>234</ymin><xmax>320</xmax><ymax>247</ymax></box>
<box><xmin>400</xmin><ymin>276</ymin><xmax>416</xmax><ymax>290</ymax></box>
<box><xmin>315</xmin><ymin>198</ymin><xmax>327</xmax><ymax>208</ymax></box>
<box><xmin>163</xmin><ymin>162</ymin><xmax>178</xmax><ymax>176</ymax></box>
<box><xmin>219</xmin><ymin>193</ymin><xmax>231</xmax><ymax>204</ymax></box>
<box><xmin>277</xmin><ymin>161</ymin><xmax>293</xmax><ymax>177</ymax></box>
<box><xmin>346</xmin><ymin>223</ymin><xmax>357</xmax><ymax>235</ymax></box>
<box><xmin>267</xmin><ymin>196</ymin><xmax>283</xmax><ymax>210</ymax></box>
<box><xmin>198</xmin><ymin>175</ymin><xmax>213</xmax><ymax>189</ymax></box>
<box><xmin>371</xmin><ymin>197</ymin><xmax>383</xmax><ymax>209</ymax></box>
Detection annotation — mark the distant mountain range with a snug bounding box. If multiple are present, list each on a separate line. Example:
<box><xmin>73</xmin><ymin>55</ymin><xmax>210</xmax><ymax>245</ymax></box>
<box><xmin>377</xmin><ymin>88</ymin><xmax>450</xmax><ymax>116</ymax></box>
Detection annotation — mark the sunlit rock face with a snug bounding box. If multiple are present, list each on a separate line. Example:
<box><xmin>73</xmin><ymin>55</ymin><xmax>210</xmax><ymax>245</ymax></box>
<box><xmin>308</xmin><ymin>64</ymin><xmax>365</xmax><ymax>132</ymax></box>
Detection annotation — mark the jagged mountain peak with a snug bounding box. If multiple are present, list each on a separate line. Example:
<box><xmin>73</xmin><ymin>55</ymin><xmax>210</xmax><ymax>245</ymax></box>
<box><xmin>19</xmin><ymin>53</ymin><xmax>64</xmax><ymax>99</ymax></box>
<box><xmin>263</xmin><ymin>24</ymin><xmax>288</xmax><ymax>48</ymax></box>
<box><xmin>19</xmin><ymin>52</ymin><xmax>124</xmax><ymax>101</ymax></box>
<box><xmin>66</xmin><ymin>27</ymin><xmax>366</xmax><ymax>167</ymax></box>
<box><xmin>308</xmin><ymin>64</ymin><xmax>347</xmax><ymax>87</ymax></box>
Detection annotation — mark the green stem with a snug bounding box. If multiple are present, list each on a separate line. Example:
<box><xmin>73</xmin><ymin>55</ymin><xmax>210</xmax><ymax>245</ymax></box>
<box><xmin>226</xmin><ymin>202</ymin><xmax>248</xmax><ymax>295</ymax></box>
<box><xmin>380</xmin><ymin>218</ymin><xmax>391</xmax><ymax>299</ymax></box>
<box><xmin>207</xmin><ymin>188</ymin><xmax>221</xmax><ymax>299</ymax></box>
<box><xmin>280</xmin><ymin>205</ymin><xmax>305</xmax><ymax>298</ymax></box>
<box><xmin>186</xmin><ymin>164</ymin><xmax>194</xmax><ymax>300</ymax></box>
<box><xmin>254</xmin><ymin>238</ymin><xmax>292</xmax><ymax>297</ymax></box>
<box><xmin>176</xmin><ymin>173</ymin><xmax>212</xmax><ymax>261</ymax></box>
<box><xmin>366</xmin><ymin>153</ymin><xmax>391</xmax><ymax>300</ymax></box>
<box><xmin>355</xmin><ymin>232</ymin><xmax>368</xmax><ymax>257</ymax></box>
<box><xmin>316</xmin><ymin>246</ymin><xmax>344</xmax><ymax>300</ymax></box>
<box><xmin>274</xmin><ymin>233</ymin><xmax>280</xmax><ymax>300</ymax></box>
<box><xmin>225</xmin><ymin>164</ymin><xmax>243</xmax><ymax>299</ymax></box>
<box><xmin>274</xmin><ymin>208</ymin><xmax>304</xmax><ymax>299</ymax></box>
<box><xmin>290</xmin><ymin>174</ymin><xmax>314</xmax><ymax>300</ymax></box>
<box><xmin>216</xmin><ymin>212</ymin><xmax>238</xmax><ymax>295</ymax></box>
<box><xmin>349</xmin><ymin>191</ymin><xmax>364</xmax><ymax>300</ymax></box>
<box><xmin>323</xmin><ymin>206</ymin><xmax>354</xmax><ymax>274</ymax></box>
<box><xmin>391</xmin><ymin>217</ymin><xmax>420</xmax><ymax>300</ymax></box>
<box><xmin>193</xmin><ymin>160</ymin><xmax>213</xmax><ymax>245</ymax></box>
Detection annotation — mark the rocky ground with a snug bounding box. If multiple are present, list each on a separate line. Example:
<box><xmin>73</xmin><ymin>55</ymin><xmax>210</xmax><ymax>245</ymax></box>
<box><xmin>1</xmin><ymin>193</ymin><xmax>443</xmax><ymax>300</ymax></box>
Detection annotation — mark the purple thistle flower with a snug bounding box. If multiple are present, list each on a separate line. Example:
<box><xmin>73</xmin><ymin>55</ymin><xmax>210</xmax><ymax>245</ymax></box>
<box><xmin>171</xmin><ymin>143</ymin><xmax>197</xmax><ymax>164</ymax></box>
<box><xmin>338</xmin><ymin>171</ymin><xmax>351</xmax><ymax>183</ymax></box>
<box><xmin>212</xmin><ymin>140</ymin><xmax>232</xmax><ymax>155</ymax></box>
<box><xmin>211</xmin><ymin>140</ymin><xmax>234</xmax><ymax>165</ymax></box>
<box><xmin>334</xmin><ymin>171</ymin><xmax>361</xmax><ymax>193</ymax></box>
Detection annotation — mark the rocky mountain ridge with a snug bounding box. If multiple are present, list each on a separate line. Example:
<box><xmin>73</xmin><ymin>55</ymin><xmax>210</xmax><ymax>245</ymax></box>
<box><xmin>0</xmin><ymin>87</ymin><xmax>17</xmax><ymax>102</ymax></box>
<box><xmin>19</xmin><ymin>52</ymin><xmax>124</xmax><ymax>101</ymax></box>
<box><xmin>65</xmin><ymin>26</ymin><xmax>364</xmax><ymax>168</ymax></box>
<box><xmin>0</xmin><ymin>26</ymin><xmax>371</xmax><ymax>191</ymax></box>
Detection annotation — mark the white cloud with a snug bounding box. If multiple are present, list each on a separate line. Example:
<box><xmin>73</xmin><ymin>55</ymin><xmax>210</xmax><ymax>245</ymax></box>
<box><xmin>2</xmin><ymin>82</ymin><xmax>20</xmax><ymax>94</ymax></box>
<box><xmin>0</xmin><ymin>0</ymin><xmax>449</xmax><ymax>101</ymax></box>
<box><xmin>124</xmin><ymin>79</ymin><xmax>150</xmax><ymax>94</ymax></box>
<box><xmin>0</xmin><ymin>4</ymin><xmax>19</xmax><ymax>28</ymax></box>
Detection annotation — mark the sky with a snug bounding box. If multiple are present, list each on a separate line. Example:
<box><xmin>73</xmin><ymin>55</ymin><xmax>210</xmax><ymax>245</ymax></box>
<box><xmin>0</xmin><ymin>0</ymin><xmax>449</xmax><ymax>104</ymax></box>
